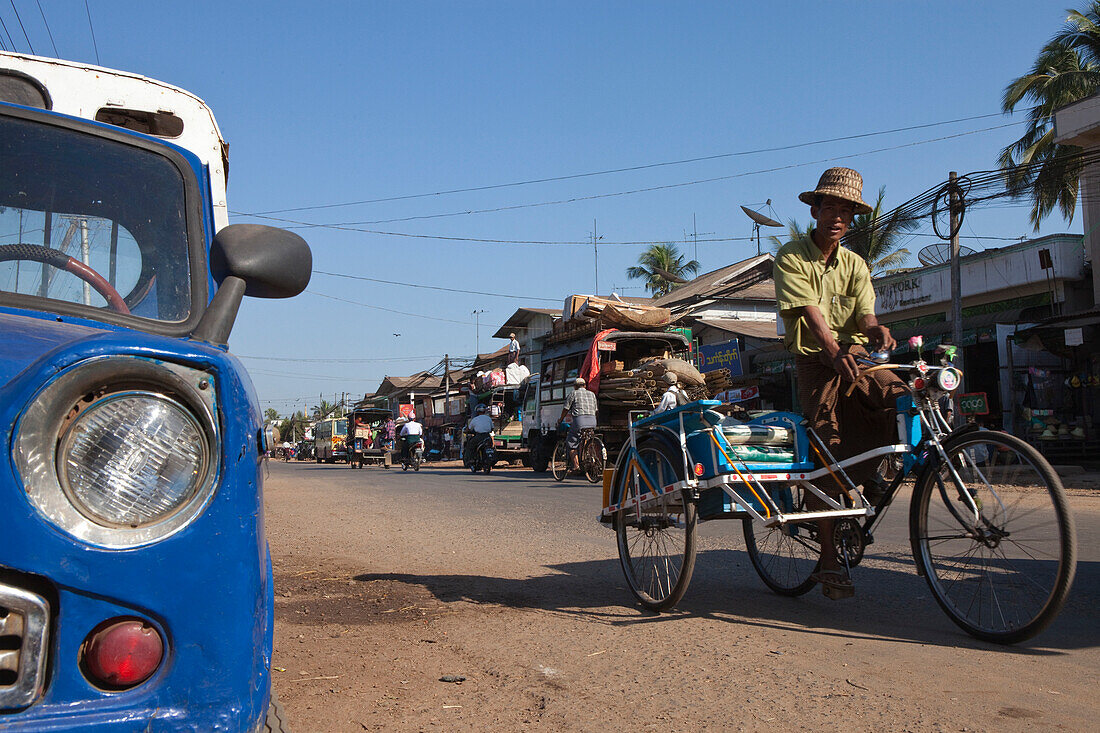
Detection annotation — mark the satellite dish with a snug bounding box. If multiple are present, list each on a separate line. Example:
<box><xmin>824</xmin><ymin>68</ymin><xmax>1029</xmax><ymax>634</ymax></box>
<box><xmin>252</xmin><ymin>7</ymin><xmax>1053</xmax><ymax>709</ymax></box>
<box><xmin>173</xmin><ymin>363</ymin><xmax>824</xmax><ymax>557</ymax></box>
<box><xmin>741</xmin><ymin>204</ymin><xmax>783</xmax><ymax>255</ymax></box>
<box><xmin>918</xmin><ymin>243</ymin><xmax>975</xmax><ymax>266</ymax></box>
<box><xmin>740</xmin><ymin>205</ymin><xmax>783</xmax><ymax>228</ymax></box>
<box><xmin>650</xmin><ymin>265</ymin><xmax>689</xmax><ymax>284</ymax></box>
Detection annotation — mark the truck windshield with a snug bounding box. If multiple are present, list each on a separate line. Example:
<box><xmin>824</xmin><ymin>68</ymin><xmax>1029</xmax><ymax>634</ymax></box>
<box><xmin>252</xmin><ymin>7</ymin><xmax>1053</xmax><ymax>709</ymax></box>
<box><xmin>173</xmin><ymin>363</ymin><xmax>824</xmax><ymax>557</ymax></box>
<box><xmin>0</xmin><ymin>112</ymin><xmax>193</xmax><ymax>323</ymax></box>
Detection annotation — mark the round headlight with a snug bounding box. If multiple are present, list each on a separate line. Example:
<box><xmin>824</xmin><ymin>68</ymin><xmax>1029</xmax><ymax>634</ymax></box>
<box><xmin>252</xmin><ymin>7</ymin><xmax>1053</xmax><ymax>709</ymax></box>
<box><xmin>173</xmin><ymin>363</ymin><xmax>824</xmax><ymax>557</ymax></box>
<box><xmin>57</xmin><ymin>392</ymin><xmax>210</xmax><ymax>527</ymax></box>
<box><xmin>936</xmin><ymin>368</ymin><xmax>961</xmax><ymax>392</ymax></box>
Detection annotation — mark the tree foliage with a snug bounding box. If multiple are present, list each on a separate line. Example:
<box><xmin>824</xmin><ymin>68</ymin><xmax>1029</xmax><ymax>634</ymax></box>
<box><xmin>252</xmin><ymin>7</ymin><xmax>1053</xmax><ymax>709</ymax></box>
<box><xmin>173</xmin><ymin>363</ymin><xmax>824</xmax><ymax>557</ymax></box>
<box><xmin>1000</xmin><ymin>2</ymin><xmax>1100</xmax><ymax>229</ymax></box>
<box><xmin>767</xmin><ymin>219</ymin><xmax>814</xmax><ymax>253</ymax></box>
<box><xmin>625</xmin><ymin>243</ymin><xmax>701</xmax><ymax>297</ymax></box>
<box><xmin>842</xmin><ymin>187</ymin><xmax>916</xmax><ymax>275</ymax></box>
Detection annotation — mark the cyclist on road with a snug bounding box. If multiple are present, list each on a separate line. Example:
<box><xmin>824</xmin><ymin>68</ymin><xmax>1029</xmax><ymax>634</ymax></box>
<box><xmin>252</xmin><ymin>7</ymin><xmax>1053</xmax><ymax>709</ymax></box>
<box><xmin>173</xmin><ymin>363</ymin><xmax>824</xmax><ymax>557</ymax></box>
<box><xmin>558</xmin><ymin>377</ymin><xmax>598</xmax><ymax>472</ymax></box>
<box><xmin>774</xmin><ymin>166</ymin><xmax>907</xmax><ymax>598</ymax></box>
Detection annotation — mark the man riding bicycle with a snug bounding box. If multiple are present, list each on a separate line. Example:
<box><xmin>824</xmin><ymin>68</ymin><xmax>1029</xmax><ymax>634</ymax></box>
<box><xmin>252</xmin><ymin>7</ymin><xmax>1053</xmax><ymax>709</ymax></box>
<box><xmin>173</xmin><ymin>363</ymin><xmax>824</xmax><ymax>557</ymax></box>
<box><xmin>558</xmin><ymin>376</ymin><xmax>598</xmax><ymax>472</ymax></box>
<box><xmin>774</xmin><ymin>167</ymin><xmax>907</xmax><ymax>598</ymax></box>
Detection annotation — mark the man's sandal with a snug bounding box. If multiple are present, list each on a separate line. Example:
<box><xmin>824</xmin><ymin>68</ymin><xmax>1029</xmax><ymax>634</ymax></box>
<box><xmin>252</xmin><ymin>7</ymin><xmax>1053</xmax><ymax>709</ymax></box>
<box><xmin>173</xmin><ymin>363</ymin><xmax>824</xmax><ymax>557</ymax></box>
<box><xmin>811</xmin><ymin>570</ymin><xmax>855</xmax><ymax>600</ymax></box>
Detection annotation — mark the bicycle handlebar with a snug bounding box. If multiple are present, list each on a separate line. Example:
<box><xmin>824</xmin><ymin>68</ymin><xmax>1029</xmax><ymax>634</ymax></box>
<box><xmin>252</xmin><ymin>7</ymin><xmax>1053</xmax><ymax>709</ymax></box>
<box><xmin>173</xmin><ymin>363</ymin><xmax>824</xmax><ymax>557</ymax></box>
<box><xmin>843</xmin><ymin>359</ymin><xmax>959</xmax><ymax>398</ymax></box>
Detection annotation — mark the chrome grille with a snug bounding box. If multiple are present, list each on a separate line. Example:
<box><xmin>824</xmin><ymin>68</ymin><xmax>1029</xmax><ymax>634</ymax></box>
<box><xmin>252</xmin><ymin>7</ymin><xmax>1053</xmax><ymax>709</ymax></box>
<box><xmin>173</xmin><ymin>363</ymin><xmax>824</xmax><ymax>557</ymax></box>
<box><xmin>0</xmin><ymin>583</ymin><xmax>49</xmax><ymax>711</ymax></box>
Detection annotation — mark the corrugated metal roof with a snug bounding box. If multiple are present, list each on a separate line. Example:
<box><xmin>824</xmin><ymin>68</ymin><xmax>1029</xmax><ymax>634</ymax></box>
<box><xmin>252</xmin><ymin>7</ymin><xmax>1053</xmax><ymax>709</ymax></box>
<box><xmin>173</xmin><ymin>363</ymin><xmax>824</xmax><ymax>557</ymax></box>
<box><xmin>695</xmin><ymin>318</ymin><xmax>780</xmax><ymax>341</ymax></box>
<box><xmin>652</xmin><ymin>254</ymin><xmax>774</xmax><ymax>309</ymax></box>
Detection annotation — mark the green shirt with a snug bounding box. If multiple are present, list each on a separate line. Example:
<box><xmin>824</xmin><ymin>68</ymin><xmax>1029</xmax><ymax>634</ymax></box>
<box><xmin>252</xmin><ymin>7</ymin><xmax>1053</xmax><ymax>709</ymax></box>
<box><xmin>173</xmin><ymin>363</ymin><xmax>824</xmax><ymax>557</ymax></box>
<box><xmin>773</xmin><ymin>232</ymin><xmax>876</xmax><ymax>355</ymax></box>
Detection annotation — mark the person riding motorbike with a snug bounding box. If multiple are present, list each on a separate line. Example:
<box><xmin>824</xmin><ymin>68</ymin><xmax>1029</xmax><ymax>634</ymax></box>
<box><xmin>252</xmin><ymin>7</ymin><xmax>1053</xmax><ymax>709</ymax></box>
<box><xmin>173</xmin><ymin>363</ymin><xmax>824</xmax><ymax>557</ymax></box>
<box><xmin>465</xmin><ymin>404</ymin><xmax>494</xmax><ymax>460</ymax></box>
<box><xmin>399</xmin><ymin>417</ymin><xmax>424</xmax><ymax>462</ymax></box>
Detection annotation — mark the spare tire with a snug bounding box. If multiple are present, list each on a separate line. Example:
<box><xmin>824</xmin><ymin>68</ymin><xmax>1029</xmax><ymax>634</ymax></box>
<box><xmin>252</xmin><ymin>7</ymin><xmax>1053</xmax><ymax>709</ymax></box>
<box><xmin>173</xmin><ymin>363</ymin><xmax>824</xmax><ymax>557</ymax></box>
<box><xmin>660</xmin><ymin>357</ymin><xmax>705</xmax><ymax>387</ymax></box>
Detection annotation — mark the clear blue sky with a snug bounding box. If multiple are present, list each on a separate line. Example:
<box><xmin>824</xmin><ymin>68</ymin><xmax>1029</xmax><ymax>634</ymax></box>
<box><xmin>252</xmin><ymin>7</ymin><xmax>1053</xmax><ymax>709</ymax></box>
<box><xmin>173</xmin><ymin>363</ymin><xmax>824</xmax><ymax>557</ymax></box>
<box><xmin>2</xmin><ymin>1</ymin><xmax>1081</xmax><ymax>414</ymax></box>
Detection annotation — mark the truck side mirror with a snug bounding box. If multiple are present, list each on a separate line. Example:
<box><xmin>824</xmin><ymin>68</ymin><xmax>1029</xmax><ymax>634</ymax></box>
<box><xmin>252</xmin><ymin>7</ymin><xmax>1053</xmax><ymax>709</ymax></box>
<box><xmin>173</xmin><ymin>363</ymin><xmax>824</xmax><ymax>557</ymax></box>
<box><xmin>192</xmin><ymin>224</ymin><xmax>312</xmax><ymax>346</ymax></box>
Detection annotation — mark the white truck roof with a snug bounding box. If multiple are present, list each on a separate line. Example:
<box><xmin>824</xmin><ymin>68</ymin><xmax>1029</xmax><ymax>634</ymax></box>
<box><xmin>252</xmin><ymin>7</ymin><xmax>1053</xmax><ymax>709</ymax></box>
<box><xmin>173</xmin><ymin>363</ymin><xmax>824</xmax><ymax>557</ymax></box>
<box><xmin>0</xmin><ymin>51</ymin><xmax>230</xmax><ymax>231</ymax></box>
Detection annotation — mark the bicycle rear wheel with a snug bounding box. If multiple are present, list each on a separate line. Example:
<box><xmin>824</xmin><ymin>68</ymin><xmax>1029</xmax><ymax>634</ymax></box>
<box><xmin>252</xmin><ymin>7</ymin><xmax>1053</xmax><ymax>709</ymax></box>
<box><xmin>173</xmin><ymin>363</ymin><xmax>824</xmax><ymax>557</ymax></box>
<box><xmin>614</xmin><ymin>438</ymin><xmax>696</xmax><ymax>611</ymax></box>
<box><xmin>551</xmin><ymin>440</ymin><xmax>569</xmax><ymax>482</ymax></box>
<box><xmin>743</xmin><ymin>483</ymin><xmax>820</xmax><ymax>596</ymax></box>
<box><xmin>910</xmin><ymin>430</ymin><xmax>1076</xmax><ymax>643</ymax></box>
<box><xmin>583</xmin><ymin>436</ymin><xmax>606</xmax><ymax>484</ymax></box>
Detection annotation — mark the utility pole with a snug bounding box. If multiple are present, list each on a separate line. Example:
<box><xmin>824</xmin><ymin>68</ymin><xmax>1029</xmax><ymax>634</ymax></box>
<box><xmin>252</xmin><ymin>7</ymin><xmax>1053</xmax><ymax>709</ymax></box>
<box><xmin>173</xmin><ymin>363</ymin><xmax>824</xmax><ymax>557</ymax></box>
<box><xmin>590</xmin><ymin>219</ymin><xmax>602</xmax><ymax>294</ymax></box>
<box><xmin>689</xmin><ymin>213</ymin><xmax>713</xmax><ymax>266</ymax></box>
<box><xmin>444</xmin><ymin>354</ymin><xmax>451</xmax><ymax>419</ymax></box>
<box><xmin>472</xmin><ymin>309</ymin><xmax>486</xmax><ymax>355</ymax></box>
<box><xmin>949</xmin><ymin>171</ymin><xmax>964</xmax><ymax>393</ymax></box>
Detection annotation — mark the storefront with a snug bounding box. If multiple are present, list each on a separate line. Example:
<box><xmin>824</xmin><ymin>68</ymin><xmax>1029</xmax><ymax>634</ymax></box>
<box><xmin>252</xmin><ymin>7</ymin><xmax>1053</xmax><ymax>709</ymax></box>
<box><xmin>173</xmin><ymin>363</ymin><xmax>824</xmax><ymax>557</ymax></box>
<box><xmin>874</xmin><ymin>234</ymin><xmax>1088</xmax><ymax>438</ymax></box>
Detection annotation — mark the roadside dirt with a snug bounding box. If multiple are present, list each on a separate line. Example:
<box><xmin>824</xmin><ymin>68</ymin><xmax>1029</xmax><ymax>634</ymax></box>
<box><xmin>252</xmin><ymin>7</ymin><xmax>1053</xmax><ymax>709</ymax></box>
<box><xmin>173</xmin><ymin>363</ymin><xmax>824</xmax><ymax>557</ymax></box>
<box><xmin>265</xmin><ymin>463</ymin><xmax>1099</xmax><ymax>732</ymax></box>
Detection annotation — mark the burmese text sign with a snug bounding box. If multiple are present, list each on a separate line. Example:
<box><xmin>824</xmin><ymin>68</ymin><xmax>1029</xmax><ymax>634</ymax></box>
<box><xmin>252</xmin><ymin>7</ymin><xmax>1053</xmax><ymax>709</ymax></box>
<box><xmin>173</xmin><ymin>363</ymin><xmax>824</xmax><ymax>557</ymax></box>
<box><xmin>698</xmin><ymin>339</ymin><xmax>743</xmax><ymax>376</ymax></box>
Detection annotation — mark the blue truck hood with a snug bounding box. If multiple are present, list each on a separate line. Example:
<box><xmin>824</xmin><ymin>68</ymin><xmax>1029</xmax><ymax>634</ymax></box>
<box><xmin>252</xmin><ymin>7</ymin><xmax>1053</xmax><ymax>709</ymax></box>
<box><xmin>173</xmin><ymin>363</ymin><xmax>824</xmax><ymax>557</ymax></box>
<box><xmin>0</xmin><ymin>311</ymin><xmax>108</xmax><ymax>389</ymax></box>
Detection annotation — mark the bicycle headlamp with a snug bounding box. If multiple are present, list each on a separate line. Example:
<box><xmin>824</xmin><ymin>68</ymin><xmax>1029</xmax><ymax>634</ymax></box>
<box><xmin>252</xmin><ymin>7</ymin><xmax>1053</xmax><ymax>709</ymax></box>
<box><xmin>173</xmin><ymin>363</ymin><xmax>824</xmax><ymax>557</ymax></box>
<box><xmin>57</xmin><ymin>392</ymin><xmax>209</xmax><ymax>526</ymax></box>
<box><xmin>936</xmin><ymin>368</ymin><xmax>962</xmax><ymax>392</ymax></box>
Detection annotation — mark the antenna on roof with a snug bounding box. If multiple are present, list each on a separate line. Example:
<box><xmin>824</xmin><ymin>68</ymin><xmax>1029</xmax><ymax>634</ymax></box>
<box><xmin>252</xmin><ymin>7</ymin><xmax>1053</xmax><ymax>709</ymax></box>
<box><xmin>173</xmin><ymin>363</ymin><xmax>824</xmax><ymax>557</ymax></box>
<box><xmin>740</xmin><ymin>205</ymin><xmax>782</xmax><ymax>255</ymax></box>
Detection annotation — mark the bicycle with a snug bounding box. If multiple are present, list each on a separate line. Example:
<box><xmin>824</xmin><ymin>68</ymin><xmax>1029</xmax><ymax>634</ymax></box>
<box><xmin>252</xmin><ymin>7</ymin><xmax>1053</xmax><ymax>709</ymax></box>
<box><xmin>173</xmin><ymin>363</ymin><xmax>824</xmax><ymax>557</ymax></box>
<box><xmin>601</xmin><ymin>348</ymin><xmax>1077</xmax><ymax>644</ymax></box>
<box><xmin>551</xmin><ymin>425</ymin><xmax>606</xmax><ymax>484</ymax></box>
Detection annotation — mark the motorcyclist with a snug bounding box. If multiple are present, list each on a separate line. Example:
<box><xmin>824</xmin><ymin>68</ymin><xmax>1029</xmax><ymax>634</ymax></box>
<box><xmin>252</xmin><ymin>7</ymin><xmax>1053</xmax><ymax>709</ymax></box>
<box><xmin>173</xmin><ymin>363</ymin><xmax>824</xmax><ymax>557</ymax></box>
<box><xmin>399</xmin><ymin>417</ymin><xmax>424</xmax><ymax>462</ymax></box>
<box><xmin>465</xmin><ymin>404</ymin><xmax>494</xmax><ymax>460</ymax></box>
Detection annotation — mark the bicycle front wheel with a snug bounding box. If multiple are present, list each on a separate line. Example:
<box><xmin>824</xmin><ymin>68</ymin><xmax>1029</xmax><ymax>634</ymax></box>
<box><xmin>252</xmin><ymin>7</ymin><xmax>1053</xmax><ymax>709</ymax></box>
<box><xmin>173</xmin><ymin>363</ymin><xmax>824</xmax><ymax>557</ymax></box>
<box><xmin>910</xmin><ymin>430</ymin><xmax>1076</xmax><ymax>643</ymax></box>
<box><xmin>551</xmin><ymin>440</ymin><xmax>569</xmax><ymax>482</ymax></box>
<box><xmin>743</xmin><ymin>483</ymin><xmax>820</xmax><ymax>596</ymax></box>
<box><xmin>583</xmin><ymin>437</ymin><xmax>606</xmax><ymax>484</ymax></box>
<box><xmin>614</xmin><ymin>438</ymin><xmax>696</xmax><ymax>611</ymax></box>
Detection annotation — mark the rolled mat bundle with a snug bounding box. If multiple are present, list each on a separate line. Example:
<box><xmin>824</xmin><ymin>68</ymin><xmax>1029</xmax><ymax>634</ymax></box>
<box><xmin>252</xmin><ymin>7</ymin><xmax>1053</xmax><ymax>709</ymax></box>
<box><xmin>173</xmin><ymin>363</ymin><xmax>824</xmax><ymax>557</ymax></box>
<box><xmin>597</xmin><ymin>358</ymin><xmax>730</xmax><ymax>409</ymax></box>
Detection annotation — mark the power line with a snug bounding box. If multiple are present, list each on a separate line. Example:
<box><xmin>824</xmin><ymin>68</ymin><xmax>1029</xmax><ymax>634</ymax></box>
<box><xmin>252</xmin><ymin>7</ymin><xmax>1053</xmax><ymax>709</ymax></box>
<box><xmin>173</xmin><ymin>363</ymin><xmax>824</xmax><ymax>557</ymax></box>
<box><xmin>8</xmin><ymin>0</ymin><xmax>33</xmax><ymax>54</ymax></box>
<box><xmin>249</xmin><ymin>110</ymin><xmax>1024</xmax><ymax>215</ymax></box>
<box><xmin>234</xmin><ymin>122</ymin><xmax>1024</xmax><ymax>240</ymax></box>
<box><xmin>313</xmin><ymin>270</ymin><xmax>560</xmax><ymax>302</ymax></box>
<box><xmin>35</xmin><ymin>0</ymin><xmax>57</xmax><ymax>56</ymax></box>
<box><xmin>306</xmin><ymin>290</ymin><xmax>481</xmax><ymax>326</ymax></box>
<box><xmin>83</xmin><ymin>0</ymin><xmax>99</xmax><ymax>64</ymax></box>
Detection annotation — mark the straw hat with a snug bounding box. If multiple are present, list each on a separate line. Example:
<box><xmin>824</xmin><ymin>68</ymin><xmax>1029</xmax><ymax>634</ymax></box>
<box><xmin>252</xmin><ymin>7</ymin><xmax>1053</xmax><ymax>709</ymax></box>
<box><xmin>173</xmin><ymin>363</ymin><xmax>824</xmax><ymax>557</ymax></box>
<box><xmin>799</xmin><ymin>167</ymin><xmax>873</xmax><ymax>215</ymax></box>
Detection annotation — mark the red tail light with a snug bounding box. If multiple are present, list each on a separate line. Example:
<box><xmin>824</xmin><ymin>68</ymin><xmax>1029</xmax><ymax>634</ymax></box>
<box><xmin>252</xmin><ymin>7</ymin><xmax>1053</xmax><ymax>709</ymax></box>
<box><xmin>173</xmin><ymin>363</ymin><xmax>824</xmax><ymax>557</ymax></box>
<box><xmin>694</xmin><ymin>463</ymin><xmax>705</xmax><ymax>476</ymax></box>
<box><xmin>82</xmin><ymin>619</ymin><xmax>163</xmax><ymax>689</ymax></box>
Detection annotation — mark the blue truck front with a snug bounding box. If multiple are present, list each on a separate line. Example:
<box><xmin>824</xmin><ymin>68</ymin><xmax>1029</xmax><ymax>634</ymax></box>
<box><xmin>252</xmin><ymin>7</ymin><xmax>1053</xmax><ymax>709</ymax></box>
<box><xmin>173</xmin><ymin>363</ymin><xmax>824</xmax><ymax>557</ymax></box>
<box><xmin>0</xmin><ymin>76</ymin><xmax>308</xmax><ymax>731</ymax></box>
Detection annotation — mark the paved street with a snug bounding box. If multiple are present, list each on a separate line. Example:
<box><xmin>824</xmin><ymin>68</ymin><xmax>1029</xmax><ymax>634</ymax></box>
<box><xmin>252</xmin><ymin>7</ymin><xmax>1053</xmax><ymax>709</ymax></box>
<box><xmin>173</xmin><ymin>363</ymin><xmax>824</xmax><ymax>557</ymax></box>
<box><xmin>265</xmin><ymin>460</ymin><xmax>1100</xmax><ymax>732</ymax></box>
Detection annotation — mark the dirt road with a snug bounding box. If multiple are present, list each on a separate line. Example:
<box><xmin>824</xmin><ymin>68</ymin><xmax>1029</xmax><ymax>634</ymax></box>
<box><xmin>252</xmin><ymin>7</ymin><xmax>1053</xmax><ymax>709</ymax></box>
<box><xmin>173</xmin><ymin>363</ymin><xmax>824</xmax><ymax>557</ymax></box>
<box><xmin>264</xmin><ymin>461</ymin><xmax>1100</xmax><ymax>731</ymax></box>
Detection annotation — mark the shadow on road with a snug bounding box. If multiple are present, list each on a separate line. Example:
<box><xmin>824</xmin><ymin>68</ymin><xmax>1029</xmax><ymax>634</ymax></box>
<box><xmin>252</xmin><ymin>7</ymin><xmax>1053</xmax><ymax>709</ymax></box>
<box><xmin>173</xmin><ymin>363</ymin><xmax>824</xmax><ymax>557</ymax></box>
<box><xmin>353</xmin><ymin>553</ymin><xmax>1099</xmax><ymax>654</ymax></box>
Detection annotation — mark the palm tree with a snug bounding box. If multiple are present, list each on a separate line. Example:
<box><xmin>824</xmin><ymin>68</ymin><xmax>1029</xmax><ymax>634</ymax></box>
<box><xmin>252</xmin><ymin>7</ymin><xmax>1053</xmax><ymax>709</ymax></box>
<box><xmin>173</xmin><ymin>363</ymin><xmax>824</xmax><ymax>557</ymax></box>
<box><xmin>626</xmin><ymin>243</ymin><xmax>700</xmax><ymax>297</ymax></box>
<box><xmin>280</xmin><ymin>410</ymin><xmax>310</xmax><ymax>443</ymax></box>
<box><xmin>1001</xmin><ymin>3</ymin><xmax>1100</xmax><ymax>229</ymax></box>
<box><xmin>311</xmin><ymin>399</ymin><xmax>336</xmax><ymax>420</ymax></box>
<box><xmin>843</xmin><ymin>186</ymin><xmax>916</xmax><ymax>275</ymax></box>
<box><xmin>767</xmin><ymin>219</ymin><xmax>814</xmax><ymax>253</ymax></box>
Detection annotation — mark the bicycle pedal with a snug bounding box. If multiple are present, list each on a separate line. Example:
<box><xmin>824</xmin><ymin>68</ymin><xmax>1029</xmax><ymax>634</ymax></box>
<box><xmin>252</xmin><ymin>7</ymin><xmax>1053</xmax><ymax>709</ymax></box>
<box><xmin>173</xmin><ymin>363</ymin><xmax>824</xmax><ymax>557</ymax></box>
<box><xmin>822</xmin><ymin>583</ymin><xmax>855</xmax><ymax>600</ymax></box>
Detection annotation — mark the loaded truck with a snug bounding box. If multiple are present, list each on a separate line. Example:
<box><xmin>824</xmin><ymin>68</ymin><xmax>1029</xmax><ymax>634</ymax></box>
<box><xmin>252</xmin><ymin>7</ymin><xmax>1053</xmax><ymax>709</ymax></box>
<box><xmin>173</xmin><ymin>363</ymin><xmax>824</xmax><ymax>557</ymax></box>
<box><xmin>520</xmin><ymin>318</ymin><xmax>693</xmax><ymax>471</ymax></box>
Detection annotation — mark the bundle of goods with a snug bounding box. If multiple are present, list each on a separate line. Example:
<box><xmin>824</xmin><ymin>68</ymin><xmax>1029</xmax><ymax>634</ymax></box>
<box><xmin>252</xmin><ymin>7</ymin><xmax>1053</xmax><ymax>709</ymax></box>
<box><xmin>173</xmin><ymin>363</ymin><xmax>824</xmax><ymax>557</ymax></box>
<box><xmin>702</xmin><ymin>368</ymin><xmax>733</xmax><ymax>394</ymax></box>
<box><xmin>719</xmin><ymin>423</ymin><xmax>795</xmax><ymax>463</ymax></box>
<box><xmin>504</xmin><ymin>362</ymin><xmax>531</xmax><ymax>385</ymax></box>
<box><xmin>597</xmin><ymin>358</ymin><xmax>730</xmax><ymax>409</ymax></box>
<box><xmin>480</xmin><ymin>369</ymin><xmax>506</xmax><ymax>389</ymax></box>
<box><xmin>563</xmin><ymin>294</ymin><xmax>673</xmax><ymax>330</ymax></box>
